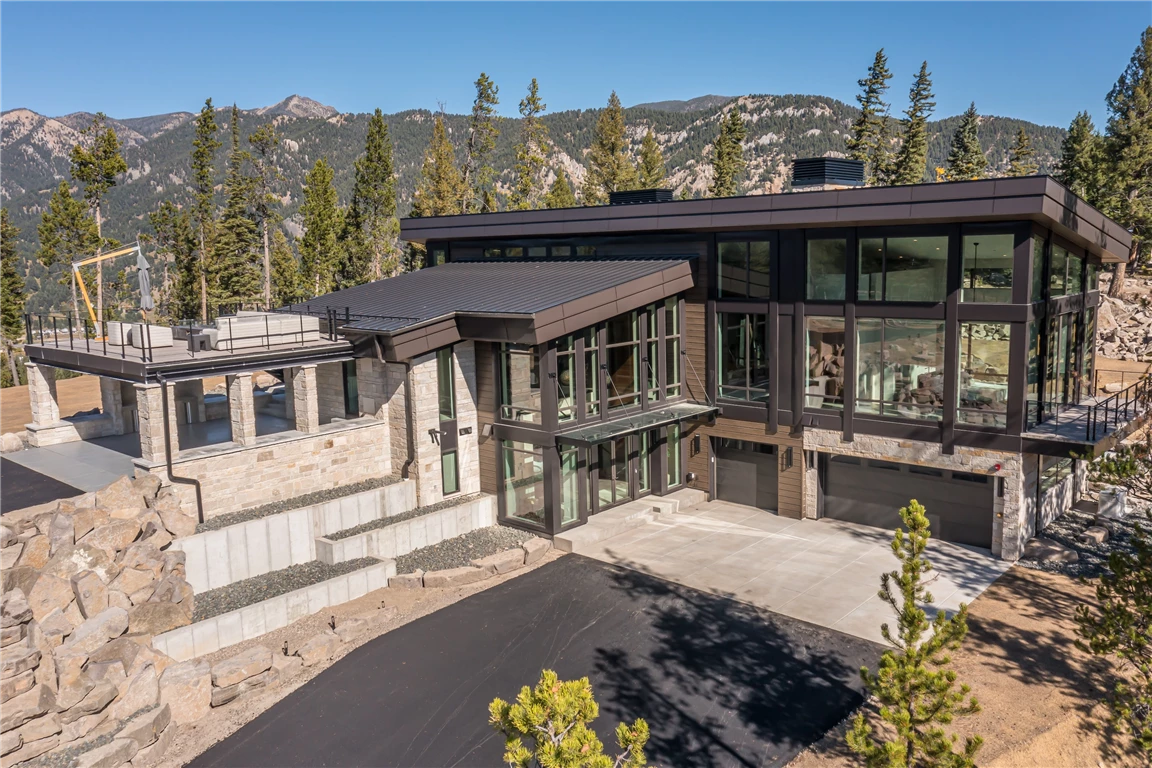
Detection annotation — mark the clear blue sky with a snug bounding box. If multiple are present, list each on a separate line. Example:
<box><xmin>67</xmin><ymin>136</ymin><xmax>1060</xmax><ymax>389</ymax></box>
<box><xmin>2</xmin><ymin>2</ymin><xmax>1147</xmax><ymax>127</ymax></box>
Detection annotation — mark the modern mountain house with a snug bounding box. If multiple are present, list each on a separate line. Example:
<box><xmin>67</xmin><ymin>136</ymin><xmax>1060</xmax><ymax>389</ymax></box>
<box><xmin>23</xmin><ymin>161</ymin><xmax>1146</xmax><ymax>561</ymax></box>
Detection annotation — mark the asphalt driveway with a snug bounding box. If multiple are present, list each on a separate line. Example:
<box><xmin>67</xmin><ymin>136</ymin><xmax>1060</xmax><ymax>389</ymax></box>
<box><xmin>191</xmin><ymin>555</ymin><xmax>881</xmax><ymax>768</ymax></box>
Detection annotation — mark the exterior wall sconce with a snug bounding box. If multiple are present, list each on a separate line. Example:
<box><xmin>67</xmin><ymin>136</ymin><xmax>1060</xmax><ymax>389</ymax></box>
<box><xmin>781</xmin><ymin>447</ymin><xmax>794</xmax><ymax>471</ymax></box>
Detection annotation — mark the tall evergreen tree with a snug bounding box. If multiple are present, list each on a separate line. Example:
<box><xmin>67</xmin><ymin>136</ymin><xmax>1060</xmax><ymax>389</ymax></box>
<box><xmin>248</xmin><ymin>122</ymin><xmax>282</xmax><ymax>306</ymax></box>
<box><xmin>890</xmin><ymin>62</ymin><xmax>936</xmax><ymax>185</ymax></box>
<box><xmin>213</xmin><ymin>105</ymin><xmax>260</xmax><ymax>305</ymax></box>
<box><xmin>944</xmin><ymin>103</ymin><xmax>988</xmax><ymax>181</ymax></box>
<box><xmin>1056</xmin><ymin>111</ymin><xmax>1106</xmax><ymax>203</ymax></box>
<box><xmin>582</xmin><ymin>91</ymin><xmax>638</xmax><ymax>205</ymax></box>
<box><xmin>190</xmin><ymin>98</ymin><xmax>221</xmax><ymax>319</ymax></box>
<box><xmin>847</xmin><ymin>50</ymin><xmax>895</xmax><ymax>186</ymax></box>
<box><xmin>347</xmin><ymin>109</ymin><xmax>399</xmax><ymax>282</ymax></box>
<box><xmin>1</xmin><ymin>209</ymin><xmax>26</xmax><ymax>386</ymax></box>
<box><xmin>411</xmin><ymin>113</ymin><xmax>466</xmax><ymax>218</ymax></box>
<box><xmin>36</xmin><ymin>181</ymin><xmax>99</xmax><ymax>319</ymax></box>
<box><xmin>509</xmin><ymin>79</ymin><xmax>551</xmax><ymax>211</ymax></box>
<box><xmin>270</xmin><ymin>229</ymin><xmax>301</xmax><ymax>306</ymax></box>
<box><xmin>299</xmin><ymin>158</ymin><xmax>343</xmax><ymax>297</ymax></box>
<box><xmin>1006</xmin><ymin>127</ymin><xmax>1038</xmax><ymax>177</ymax></box>
<box><xmin>709</xmin><ymin>108</ymin><xmax>748</xmax><ymax>198</ymax></box>
<box><xmin>638</xmin><ymin>129</ymin><xmax>666</xmax><ymax>188</ymax></box>
<box><xmin>1102</xmin><ymin>26</ymin><xmax>1152</xmax><ymax>298</ymax></box>
<box><xmin>461</xmin><ymin>73</ymin><xmax>500</xmax><ymax>213</ymax></box>
<box><xmin>147</xmin><ymin>201</ymin><xmax>198</xmax><ymax>321</ymax></box>
<box><xmin>544</xmin><ymin>169</ymin><xmax>578</xmax><ymax>209</ymax></box>
<box><xmin>69</xmin><ymin>112</ymin><xmax>127</xmax><ymax>325</ymax></box>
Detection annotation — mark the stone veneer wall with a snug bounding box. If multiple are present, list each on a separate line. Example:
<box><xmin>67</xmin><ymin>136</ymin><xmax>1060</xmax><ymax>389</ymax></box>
<box><xmin>315</xmin><ymin>362</ymin><xmax>346</xmax><ymax>424</ymax></box>
<box><xmin>136</xmin><ymin>421</ymin><xmax>391</xmax><ymax>518</ymax></box>
<box><xmin>407</xmin><ymin>343</ymin><xmax>481</xmax><ymax>507</ymax></box>
<box><xmin>802</xmin><ymin>428</ymin><xmax>1026</xmax><ymax>560</ymax></box>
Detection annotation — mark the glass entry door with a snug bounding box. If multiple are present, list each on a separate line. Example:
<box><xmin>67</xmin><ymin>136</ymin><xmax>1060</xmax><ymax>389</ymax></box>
<box><xmin>596</xmin><ymin>437</ymin><xmax>632</xmax><ymax>509</ymax></box>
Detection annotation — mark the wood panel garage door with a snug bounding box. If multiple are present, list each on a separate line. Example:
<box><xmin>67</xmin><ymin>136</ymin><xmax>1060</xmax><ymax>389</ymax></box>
<box><xmin>820</xmin><ymin>455</ymin><xmax>994</xmax><ymax>548</ymax></box>
<box><xmin>714</xmin><ymin>439</ymin><xmax>779</xmax><ymax>511</ymax></box>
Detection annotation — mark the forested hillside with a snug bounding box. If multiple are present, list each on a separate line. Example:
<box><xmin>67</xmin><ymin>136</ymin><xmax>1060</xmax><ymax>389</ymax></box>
<box><xmin>2</xmin><ymin>92</ymin><xmax>1065</xmax><ymax>312</ymax></box>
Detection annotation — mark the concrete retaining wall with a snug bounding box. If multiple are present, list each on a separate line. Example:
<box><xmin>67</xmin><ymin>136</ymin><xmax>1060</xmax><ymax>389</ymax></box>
<box><xmin>151</xmin><ymin>559</ymin><xmax>395</xmax><ymax>662</ymax></box>
<box><xmin>315</xmin><ymin>495</ymin><xmax>496</xmax><ymax>565</ymax></box>
<box><xmin>172</xmin><ymin>480</ymin><xmax>416</xmax><ymax>593</ymax></box>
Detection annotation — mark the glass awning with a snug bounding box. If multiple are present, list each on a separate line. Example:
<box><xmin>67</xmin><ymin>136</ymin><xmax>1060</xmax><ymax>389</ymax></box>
<box><xmin>555</xmin><ymin>402</ymin><xmax>718</xmax><ymax>447</ymax></box>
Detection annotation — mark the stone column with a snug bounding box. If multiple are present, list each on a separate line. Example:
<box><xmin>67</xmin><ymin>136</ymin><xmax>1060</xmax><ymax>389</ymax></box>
<box><xmin>292</xmin><ymin>365</ymin><xmax>319</xmax><ymax>434</ymax></box>
<box><xmin>453</xmin><ymin>343</ymin><xmax>481</xmax><ymax>495</ymax></box>
<box><xmin>135</xmin><ymin>383</ymin><xmax>179</xmax><ymax>463</ymax></box>
<box><xmin>385</xmin><ymin>362</ymin><xmax>410</xmax><ymax>477</ymax></box>
<box><xmin>26</xmin><ymin>363</ymin><xmax>60</xmax><ymax>427</ymax></box>
<box><xmin>99</xmin><ymin>377</ymin><xmax>125</xmax><ymax>435</ymax></box>
<box><xmin>227</xmin><ymin>373</ymin><xmax>256</xmax><ymax>446</ymax></box>
<box><xmin>409</xmin><ymin>352</ymin><xmax>443</xmax><ymax>507</ymax></box>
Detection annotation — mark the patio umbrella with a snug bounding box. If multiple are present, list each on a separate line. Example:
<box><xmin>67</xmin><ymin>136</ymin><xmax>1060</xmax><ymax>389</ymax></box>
<box><xmin>136</xmin><ymin>248</ymin><xmax>155</xmax><ymax>312</ymax></box>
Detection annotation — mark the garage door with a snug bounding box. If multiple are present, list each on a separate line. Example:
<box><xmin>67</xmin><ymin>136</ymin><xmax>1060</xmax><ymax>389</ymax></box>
<box><xmin>820</xmin><ymin>455</ymin><xmax>994</xmax><ymax>548</ymax></box>
<box><xmin>714</xmin><ymin>439</ymin><xmax>778</xmax><ymax>511</ymax></box>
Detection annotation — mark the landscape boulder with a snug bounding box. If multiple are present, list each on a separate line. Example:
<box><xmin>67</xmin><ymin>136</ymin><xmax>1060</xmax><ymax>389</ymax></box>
<box><xmin>132</xmin><ymin>474</ymin><xmax>162</xmax><ymax>502</ymax></box>
<box><xmin>471</xmin><ymin>548</ymin><xmax>525</xmax><ymax>575</ymax></box>
<box><xmin>521</xmin><ymin>537</ymin><xmax>552</xmax><ymax>565</ymax></box>
<box><xmin>117</xmin><ymin>704</ymin><xmax>170</xmax><ymax>749</ymax></box>
<box><xmin>158</xmin><ymin>659</ymin><xmax>211</xmax><ymax>724</ymax></box>
<box><xmin>423</xmin><ymin>566</ymin><xmax>490</xmax><ymax>589</ymax></box>
<box><xmin>1</xmin><ymin>669</ymin><xmax>35</xmax><ymax>703</ymax></box>
<box><xmin>211</xmin><ymin>668</ymin><xmax>279</xmax><ymax>707</ymax></box>
<box><xmin>1</xmin><ymin>684</ymin><xmax>56</xmax><ymax>732</ymax></box>
<box><xmin>294</xmin><ymin>631</ymin><xmax>342</xmax><ymax>667</ymax></box>
<box><xmin>15</xmin><ymin>535</ymin><xmax>51</xmax><ymax>570</ymax></box>
<box><xmin>40</xmin><ymin>542</ymin><xmax>117</xmax><ymax>584</ymax></box>
<box><xmin>211</xmin><ymin>646</ymin><xmax>273</xmax><ymax>688</ymax></box>
<box><xmin>0</xmin><ymin>432</ymin><xmax>24</xmax><ymax>453</ymax></box>
<box><xmin>74</xmin><ymin>737</ymin><xmax>138</xmax><ymax>768</ymax></box>
<box><xmin>1</xmin><ymin>646</ymin><xmax>40</xmax><ymax>679</ymax></box>
<box><xmin>5</xmin><ymin>734</ymin><xmax>59</xmax><ymax>764</ymax></box>
<box><xmin>269</xmin><ymin>653</ymin><xmax>303</xmax><ymax>678</ymax></box>
<box><xmin>387</xmin><ymin>570</ymin><xmax>424</xmax><ymax>589</ymax></box>
<box><xmin>128</xmin><ymin>602</ymin><xmax>189</xmax><ymax>635</ymax></box>
<box><xmin>80</xmin><ymin>520</ymin><xmax>141</xmax><ymax>554</ymax></box>
<box><xmin>60</xmin><ymin>606</ymin><xmax>129</xmax><ymax>655</ymax></box>
<box><xmin>71</xmin><ymin>571</ymin><xmax>109</xmax><ymax>619</ymax></box>
<box><xmin>108</xmin><ymin>663</ymin><xmax>159</xmax><ymax>721</ymax></box>
<box><xmin>1078</xmin><ymin>525</ymin><xmax>1110</xmax><ymax>545</ymax></box>
<box><xmin>2</xmin><ymin>589</ymin><xmax>33</xmax><ymax>627</ymax></box>
<box><xmin>25</xmin><ymin>573</ymin><xmax>75</xmax><ymax>622</ymax></box>
<box><xmin>95</xmin><ymin>476</ymin><xmax>147</xmax><ymax>519</ymax></box>
<box><xmin>48</xmin><ymin>514</ymin><xmax>74</xmax><ymax>556</ymax></box>
<box><xmin>333</xmin><ymin>617</ymin><xmax>369</xmax><ymax>643</ymax></box>
<box><xmin>1023</xmin><ymin>537</ymin><xmax>1080</xmax><ymax>565</ymax></box>
<box><xmin>58</xmin><ymin>678</ymin><xmax>117</xmax><ymax>724</ymax></box>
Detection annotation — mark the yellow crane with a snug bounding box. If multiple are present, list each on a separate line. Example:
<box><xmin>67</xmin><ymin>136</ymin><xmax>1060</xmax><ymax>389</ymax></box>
<box><xmin>71</xmin><ymin>242</ymin><xmax>142</xmax><ymax>328</ymax></box>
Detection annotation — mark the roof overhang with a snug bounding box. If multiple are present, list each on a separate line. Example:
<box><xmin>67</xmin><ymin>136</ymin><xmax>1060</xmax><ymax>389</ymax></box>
<box><xmin>401</xmin><ymin>176</ymin><xmax>1132</xmax><ymax>263</ymax></box>
<box><xmin>555</xmin><ymin>402</ymin><xmax>719</xmax><ymax>448</ymax></box>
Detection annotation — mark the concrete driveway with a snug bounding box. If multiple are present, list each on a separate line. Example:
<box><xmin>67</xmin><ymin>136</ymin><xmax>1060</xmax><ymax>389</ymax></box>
<box><xmin>578</xmin><ymin>500</ymin><xmax>1013</xmax><ymax>645</ymax></box>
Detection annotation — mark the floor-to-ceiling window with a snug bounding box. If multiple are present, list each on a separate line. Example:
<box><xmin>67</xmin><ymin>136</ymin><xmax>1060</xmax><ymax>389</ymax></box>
<box><xmin>960</xmin><ymin>233</ymin><xmax>1014</xmax><ymax>303</ymax></box>
<box><xmin>667</xmin><ymin>424</ymin><xmax>682</xmax><ymax>489</ymax></box>
<box><xmin>502</xmin><ymin>440</ymin><xmax>544</xmax><ymax>525</ymax></box>
<box><xmin>596</xmin><ymin>438</ymin><xmax>631</xmax><ymax>507</ymax></box>
<box><xmin>807</xmin><ymin>238</ymin><xmax>848</xmax><ymax>301</ymax></box>
<box><xmin>857</xmin><ymin>235</ymin><xmax>949</xmax><ymax>302</ymax></box>
<box><xmin>806</xmin><ymin>317</ymin><xmax>846</xmax><ymax>409</ymax></box>
<box><xmin>500</xmin><ymin>343</ymin><xmax>541</xmax><ymax>423</ymax></box>
<box><xmin>559</xmin><ymin>446</ymin><xmax>580</xmax><ymax>526</ymax></box>
<box><xmin>957</xmin><ymin>322</ymin><xmax>1011</xmax><ymax>428</ymax></box>
<box><xmin>718</xmin><ymin>313</ymin><xmax>768</xmax><ymax>402</ymax></box>
<box><xmin>605</xmin><ymin>312</ymin><xmax>640</xmax><ymax>412</ymax></box>
<box><xmin>855</xmin><ymin>319</ymin><xmax>946</xmax><ymax>420</ymax></box>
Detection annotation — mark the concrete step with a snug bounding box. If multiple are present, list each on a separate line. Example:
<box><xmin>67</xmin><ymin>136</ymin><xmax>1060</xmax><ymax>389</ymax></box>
<box><xmin>554</xmin><ymin>488</ymin><xmax>709</xmax><ymax>554</ymax></box>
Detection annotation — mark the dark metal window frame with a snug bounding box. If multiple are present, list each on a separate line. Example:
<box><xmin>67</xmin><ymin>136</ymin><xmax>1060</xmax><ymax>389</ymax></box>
<box><xmin>855</xmin><ymin>226</ymin><xmax>951</xmax><ymax>304</ymax></box>
<box><xmin>716</xmin><ymin>311</ymin><xmax>769</xmax><ymax>404</ymax></box>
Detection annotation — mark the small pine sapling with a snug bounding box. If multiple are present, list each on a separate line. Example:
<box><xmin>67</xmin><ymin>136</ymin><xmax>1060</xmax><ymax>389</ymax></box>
<box><xmin>489</xmin><ymin>669</ymin><xmax>649</xmax><ymax>768</ymax></box>
<box><xmin>846</xmin><ymin>499</ymin><xmax>983</xmax><ymax>768</ymax></box>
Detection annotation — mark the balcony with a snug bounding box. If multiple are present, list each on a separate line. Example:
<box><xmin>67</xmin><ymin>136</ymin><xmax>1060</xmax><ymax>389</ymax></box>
<box><xmin>1025</xmin><ymin>376</ymin><xmax>1151</xmax><ymax>450</ymax></box>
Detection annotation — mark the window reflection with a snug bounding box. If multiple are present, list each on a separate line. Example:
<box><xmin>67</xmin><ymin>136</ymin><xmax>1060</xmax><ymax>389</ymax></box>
<box><xmin>500</xmin><ymin>344</ymin><xmax>540</xmax><ymax>423</ymax></box>
<box><xmin>858</xmin><ymin>236</ymin><xmax>949</xmax><ymax>302</ymax></box>
<box><xmin>856</xmin><ymin>319</ymin><xmax>946</xmax><ymax>420</ymax></box>
<box><xmin>718</xmin><ymin>313</ymin><xmax>768</xmax><ymax>401</ymax></box>
<box><xmin>961</xmin><ymin>234</ymin><xmax>1014</xmax><ymax>303</ymax></box>
<box><xmin>958</xmin><ymin>322</ymin><xmax>1010</xmax><ymax>428</ymax></box>
<box><xmin>807</xmin><ymin>239</ymin><xmax>847</xmax><ymax>301</ymax></box>
<box><xmin>806</xmin><ymin>317</ymin><xmax>846</xmax><ymax>409</ymax></box>
<box><xmin>502</xmin><ymin>440</ymin><xmax>544</xmax><ymax>525</ymax></box>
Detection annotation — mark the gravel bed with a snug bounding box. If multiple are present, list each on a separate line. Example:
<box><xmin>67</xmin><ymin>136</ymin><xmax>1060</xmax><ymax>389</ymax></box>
<box><xmin>192</xmin><ymin>558</ymin><xmax>381</xmax><ymax>622</ymax></box>
<box><xmin>196</xmin><ymin>476</ymin><xmax>401</xmax><ymax>533</ymax></box>
<box><xmin>395</xmin><ymin>526</ymin><xmax>535</xmax><ymax>575</ymax></box>
<box><xmin>1017</xmin><ymin>504</ymin><xmax>1148</xmax><ymax>579</ymax></box>
<box><xmin>327</xmin><ymin>493</ymin><xmax>483</xmax><ymax>541</ymax></box>
<box><xmin>21</xmin><ymin>706</ymin><xmax>157</xmax><ymax>768</ymax></box>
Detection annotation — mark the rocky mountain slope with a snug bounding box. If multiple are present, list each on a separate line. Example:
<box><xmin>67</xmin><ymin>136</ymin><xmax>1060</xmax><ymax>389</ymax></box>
<box><xmin>2</xmin><ymin>93</ymin><xmax>1066</xmax><ymax>311</ymax></box>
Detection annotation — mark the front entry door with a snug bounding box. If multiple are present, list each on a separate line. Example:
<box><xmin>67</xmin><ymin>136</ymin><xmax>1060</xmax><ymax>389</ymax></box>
<box><xmin>595</xmin><ymin>436</ymin><xmax>635</xmax><ymax>511</ymax></box>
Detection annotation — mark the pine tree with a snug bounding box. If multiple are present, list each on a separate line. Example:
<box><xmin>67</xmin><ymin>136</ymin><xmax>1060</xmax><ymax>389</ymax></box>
<box><xmin>846</xmin><ymin>499</ymin><xmax>983</xmax><ymax>768</ymax></box>
<box><xmin>346</xmin><ymin>109</ymin><xmax>400</xmax><ymax>282</ymax></box>
<box><xmin>191</xmin><ymin>98</ymin><xmax>221</xmax><ymax>319</ymax></box>
<box><xmin>69</xmin><ymin>112</ymin><xmax>127</xmax><ymax>325</ymax></box>
<box><xmin>36</xmin><ymin>181</ymin><xmax>99</xmax><ymax>319</ymax></box>
<box><xmin>638</xmin><ymin>129</ymin><xmax>666</xmax><ymax>188</ymax></box>
<box><xmin>709</xmin><ymin>108</ymin><xmax>747</xmax><ymax>198</ymax></box>
<box><xmin>890</xmin><ymin>62</ymin><xmax>936</xmax><ymax>186</ymax></box>
<box><xmin>1</xmin><ymin>209</ymin><xmax>26</xmax><ymax>387</ymax></box>
<box><xmin>489</xmin><ymin>670</ymin><xmax>650</xmax><ymax>768</ymax></box>
<box><xmin>248</xmin><ymin>122</ymin><xmax>282</xmax><ymax>306</ymax></box>
<box><xmin>213</xmin><ymin>105</ymin><xmax>260</xmax><ymax>306</ymax></box>
<box><xmin>461</xmin><ymin>73</ymin><xmax>500</xmax><ymax>213</ymax></box>
<box><xmin>270</xmin><ymin>228</ymin><xmax>301</xmax><ymax>306</ymax></box>
<box><xmin>411</xmin><ymin>113</ymin><xmax>465</xmax><ymax>218</ymax></box>
<box><xmin>847</xmin><ymin>50</ymin><xmax>895</xmax><ymax>186</ymax></box>
<box><xmin>1006</xmin><ymin>127</ymin><xmax>1038</xmax><ymax>177</ymax></box>
<box><xmin>944</xmin><ymin>103</ymin><xmax>988</xmax><ymax>181</ymax></box>
<box><xmin>544</xmin><ymin>169</ymin><xmax>578</xmax><ymax>209</ymax></box>
<box><xmin>299</xmin><ymin>158</ymin><xmax>343</xmax><ymax>297</ymax></box>
<box><xmin>1056</xmin><ymin>111</ymin><xmax>1106</xmax><ymax>203</ymax></box>
<box><xmin>1102</xmin><ymin>26</ymin><xmax>1152</xmax><ymax>299</ymax></box>
<box><xmin>582</xmin><ymin>92</ymin><xmax>638</xmax><ymax>205</ymax></box>
<box><xmin>147</xmin><ymin>201</ymin><xmax>198</xmax><ymax>321</ymax></box>
<box><xmin>509</xmin><ymin>79</ymin><xmax>551</xmax><ymax>211</ymax></box>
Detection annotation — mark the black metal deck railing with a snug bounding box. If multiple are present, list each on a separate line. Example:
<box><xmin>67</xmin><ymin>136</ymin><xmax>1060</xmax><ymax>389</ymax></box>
<box><xmin>1026</xmin><ymin>374</ymin><xmax>1151</xmax><ymax>443</ymax></box>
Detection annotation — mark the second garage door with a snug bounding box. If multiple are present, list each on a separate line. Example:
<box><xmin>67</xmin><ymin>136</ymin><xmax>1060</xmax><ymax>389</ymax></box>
<box><xmin>820</xmin><ymin>455</ymin><xmax>995</xmax><ymax>548</ymax></box>
<box><xmin>714</xmin><ymin>439</ymin><xmax>779</xmax><ymax>511</ymax></box>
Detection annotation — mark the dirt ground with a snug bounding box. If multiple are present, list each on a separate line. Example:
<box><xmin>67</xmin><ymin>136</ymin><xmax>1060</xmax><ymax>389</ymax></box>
<box><xmin>154</xmin><ymin>549</ymin><xmax>565</xmax><ymax>768</ymax></box>
<box><xmin>789</xmin><ymin>566</ymin><xmax>1146</xmax><ymax>768</ymax></box>
<box><xmin>1093</xmin><ymin>357</ymin><xmax>1151</xmax><ymax>395</ymax></box>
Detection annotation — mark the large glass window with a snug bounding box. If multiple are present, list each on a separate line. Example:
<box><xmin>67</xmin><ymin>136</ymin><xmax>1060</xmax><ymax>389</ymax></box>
<box><xmin>1067</xmin><ymin>252</ymin><xmax>1083</xmax><ymax>294</ymax></box>
<box><xmin>1027</xmin><ymin>320</ymin><xmax>1041</xmax><ymax>427</ymax></box>
<box><xmin>667</xmin><ymin>423</ymin><xmax>682</xmax><ymax>489</ymax></box>
<box><xmin>1087</xmin><ymin>262</ymin><xmax>1100</xmax><ymax>292</ymax></box>
<box><xmin>1050</xmin><ymin>244</ymin><xmax>1069</xmax><ymax>296</ymax></box>
<box><xmin>559</xmin><ymin>447</ymin><xmax>580</xmax><ymax>525</ymax></box>
<box><xmin>500</xmin><ymin>344</ymin><xmax>541</xmax><ymax>423</ymax></box>
<box><xmin>557</xmin><ymin>336</ymin><xmax>577</xmax><ymax>423</ymax></box>
<box><xmin>646</xmin><ymin>307</ymin><xmax>659</xmax><ymax>402</ymax></box>
<box><xmin>605</xmin><ymin>312</ymin><xmax>640</xmax><ymax>411</ymax></box>
<box><xmin>717</xmin><ymin>240</ymin><xmax>770</xmax><ymax>299</ymax></box>
<box><xmin>806</xmin><ymin>238</ymin><xmax>847</xmax><ymax>301</ymax></box>
<box><xmin>957</xmin><ymin>322</ymin><xmax>1011</xmax><ymax>428</ymax></box>
<box><xmin>502</xmin><ymin>440</ymin><xmax>544</xmax><ymax>525</ymax></box>
<box><xmin>856</xmin><ymin>319</ymin><xmax>946</xmax><ymax>421</ymax></box>
<box><xmin>665</xmin><ymin>298</ymin><xmax>682</xmax><ymax>399</ymax></box>
<box><xmin>442</xmin><ymin>451</ymin><xmax>459</xmax><ymax>495</ymax></box>
<box><xmin>1081</xmin><ymin>308</ymin><xmax>1096</xmax><ymax>393</ymax></box>
<box><xmin>342</xmin><ymin>360</ymin><xmax>359</xmax><ymax>416</ymax></box>
<box><xmin>806</xmin><ymin>317</ymin><xmax>846</xmax><ymax>409</ymax></box>
<box><xmin>718</xmin><ymin>313</ymin><xmax>768</xmax><ymax>401</ymax></box>
<box><xmin>437</xmin><ymin>347</ymin><xmax>455</xmax><ymax>421</ymax></box>
<box><xmin>584</xmin><ymin>332</ymin><xmax>600</xmax><ymax>417</ymax></box>
<box><xmin>1032</xmin><ymin>236</ymin><xmax>1046</xmax><ymax>302</ymax></box>
<box><xmin>857</xmin><ymin>235</ymin><xmax>949</xmax><ymax>302</ymax></box>
<box><xmin>596</xmin><ymin>437</ymin><xmax>631</xmax><ymax>507</ymax></box>
<box><xmin>961</xmin><ymin>233</ymin><xmax>1014</xmax><ymax>303</ymax></box>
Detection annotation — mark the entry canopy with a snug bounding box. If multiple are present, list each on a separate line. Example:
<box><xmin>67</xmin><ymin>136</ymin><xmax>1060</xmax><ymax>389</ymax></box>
<box><xmin>555</xmin><ymin>402</ymin><xmax>718</xmax><ymax>447</ymax></box>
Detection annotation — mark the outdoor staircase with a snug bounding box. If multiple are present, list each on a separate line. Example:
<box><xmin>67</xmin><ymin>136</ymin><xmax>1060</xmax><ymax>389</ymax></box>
<box><xmin>553</xmin><ymin>487</ymin><xmax>707</xmax><ymax>554</ymax></box>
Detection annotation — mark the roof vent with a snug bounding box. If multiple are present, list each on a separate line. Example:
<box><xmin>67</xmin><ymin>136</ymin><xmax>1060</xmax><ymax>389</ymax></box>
<box><xmin>791</xmin><ymin>158</ymin><xmax>866</xmax><ymax>190</ymax></box>
<box><xmin>609</xmin><ymin>189</ymin><xmax>674</xmax><ymax>205</ymax></box>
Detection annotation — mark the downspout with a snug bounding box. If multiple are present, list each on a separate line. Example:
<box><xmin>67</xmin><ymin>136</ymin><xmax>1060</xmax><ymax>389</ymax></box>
<box><xmin>375</xmin><ymin>335</ymin><xmax>415</xmax><ymax>480</ymax></box>
<box><xmin>157</xmin><ymin>373</ymin><xmax>205</xmax><ymax>524</ymax></box>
